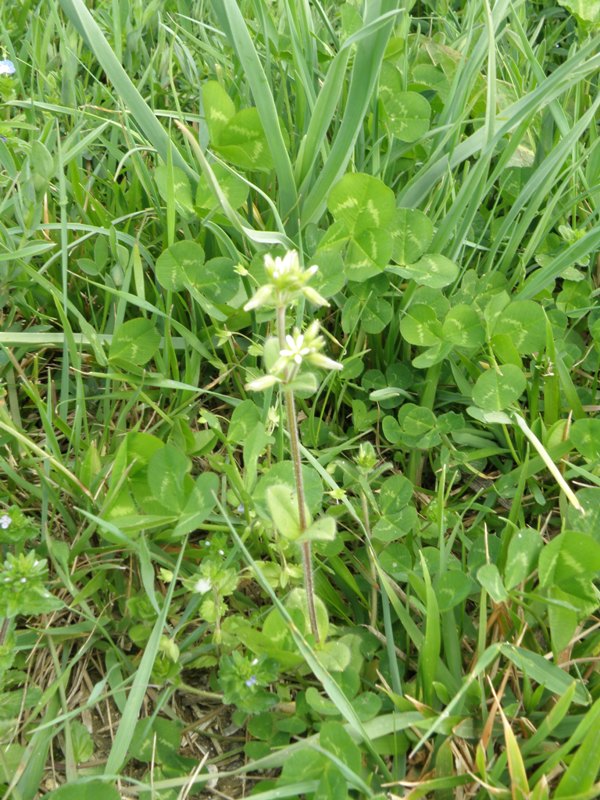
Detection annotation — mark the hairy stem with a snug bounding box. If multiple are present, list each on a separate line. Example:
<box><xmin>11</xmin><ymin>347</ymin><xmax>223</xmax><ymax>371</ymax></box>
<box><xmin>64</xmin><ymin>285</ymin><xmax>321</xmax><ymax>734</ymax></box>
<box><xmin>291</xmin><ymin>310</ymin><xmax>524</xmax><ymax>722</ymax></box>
<box><xmin>276</xmin><ymin>304</ymin><xmax>320</xmax><ymax>642</ymax></box>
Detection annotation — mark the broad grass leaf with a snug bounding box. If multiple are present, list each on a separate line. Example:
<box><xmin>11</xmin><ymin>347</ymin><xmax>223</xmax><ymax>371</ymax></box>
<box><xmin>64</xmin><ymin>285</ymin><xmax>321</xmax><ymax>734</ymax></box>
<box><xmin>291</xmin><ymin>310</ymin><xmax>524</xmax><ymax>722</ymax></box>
<box><xmin>499</xmin><ymin>645</ymin><xmax>590</xmax><ymax>705</ymax></box>
<box><xmin>554</xmin><ymin>697</ymin><xmax>600</xmax><ymax>797</ymax></box>
<box><xmin>400</xmin><ymin>304</ymin><xmax>442</xmax><ymax>346</ymax></box>
<box><xmin>391</xmin><ymin>253</ymin><xmax>459</xmax><ymax>288</ymax></box>
<box><xmin>109</xmin><ymin>318</ymin><xmax>161</xmax><ymax>367</ymax></box>
<box><xmin>442</xmin><ymin>304</ymin><xmax>485</xmax><ymax>348</ymax></box>
<box><xmin>327</xmin><ymin>173</ymin><xmax>396</xmax><ymax>235</ymax></box>
<box><xmin>155</xmin><ymin>241</ymin><xmax>205</xmax><ymax>291</ymax></box>
<box><xmin>493</xmin><ymin>300</ymin><xmax>546</xmax><ymax>354</ymax></box>
<box><xmin>392</xmin><ymin>208</ymin><xmax>434</xmax><ymax>265</ymax></box>
<box><xmin>472</xmin><ymin>364</ymin><xmax>526</xmax><ymax>411</ymax></box>
<box><xmin>570</xmin><ymin>418</ymin><xmax>600</xmax><ymax>461</ymax></box>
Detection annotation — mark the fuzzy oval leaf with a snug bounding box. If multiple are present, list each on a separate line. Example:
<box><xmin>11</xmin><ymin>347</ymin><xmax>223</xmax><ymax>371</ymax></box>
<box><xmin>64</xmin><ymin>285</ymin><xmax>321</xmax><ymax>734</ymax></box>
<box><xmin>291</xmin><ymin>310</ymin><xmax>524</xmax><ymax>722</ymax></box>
<box><xmin>147</xmin><ymin>444</ymin><xmax>191</xmax><ymax>512</ymax></box>
<box><xmin>109</xmin><ymin>318</ymin><xmax>161</xmax><ymax>367</ymax></box>
<box><xmin>266</xmin><ymin>484</ymin><xmax>302</xmax><ymax>541</ymax></box>
<box><xmin>155</xmin><ymin>241</ymin><xmax>205</xmax><ymax>291</ymax></box>
<box><xmin>392</xmin><ymin>208</ymin><xmax>434</xmax><ymax>265</ymax></box>
<box><xmin>328</xmin><ymin>173</ymin><xmax>396</xmax><ymax>235</ymax></box>
<box><xmin>174</xmin><ymin>472</ymin><xmax>219</xmax><ymax>537</ymax></box>
<box><xmin>472</xmin><ymin>364</ymin><xmax>526</xmax><ymax>411</ymax></box>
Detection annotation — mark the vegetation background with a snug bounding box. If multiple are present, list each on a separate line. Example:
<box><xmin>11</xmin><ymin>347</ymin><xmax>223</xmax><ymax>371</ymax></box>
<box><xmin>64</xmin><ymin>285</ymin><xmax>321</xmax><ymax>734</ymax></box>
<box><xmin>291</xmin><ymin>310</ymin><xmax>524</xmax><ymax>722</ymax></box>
<box><xmin>0</xmin><ymin>0</ymin><xmax>599</xmax><ymax>797</ymax></box>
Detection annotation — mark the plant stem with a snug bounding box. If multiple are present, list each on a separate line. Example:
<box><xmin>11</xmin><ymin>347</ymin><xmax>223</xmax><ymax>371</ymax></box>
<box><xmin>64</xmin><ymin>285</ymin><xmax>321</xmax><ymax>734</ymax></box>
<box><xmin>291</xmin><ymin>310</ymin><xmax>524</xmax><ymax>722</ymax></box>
<box><xmin>276</xmin><ymin>305</ymin><xmax>320</xmax><ymax>642</ymax></box>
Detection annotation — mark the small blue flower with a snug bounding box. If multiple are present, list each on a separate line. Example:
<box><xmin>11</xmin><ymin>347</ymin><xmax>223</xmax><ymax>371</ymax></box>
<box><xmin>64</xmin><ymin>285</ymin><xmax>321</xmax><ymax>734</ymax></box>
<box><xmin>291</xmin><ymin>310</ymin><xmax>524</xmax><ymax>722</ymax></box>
<box><xmin>0</xmin><ymin>60</ymin><xmax>16</xmax><ymax>77</ymax></box>
<box><xmin>245</xmin><ymin>675</ymin><xmax>257</xmax><ymax>688</ymax></box>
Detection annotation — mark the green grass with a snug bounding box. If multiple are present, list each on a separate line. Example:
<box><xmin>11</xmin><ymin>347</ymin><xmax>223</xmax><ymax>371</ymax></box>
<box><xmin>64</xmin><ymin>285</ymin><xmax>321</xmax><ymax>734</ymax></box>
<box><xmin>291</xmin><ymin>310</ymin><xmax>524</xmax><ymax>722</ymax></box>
<box><xmin>1</xmin><ymin>0</ymin><xmax>600</xmax><ymax>798</ymax></box>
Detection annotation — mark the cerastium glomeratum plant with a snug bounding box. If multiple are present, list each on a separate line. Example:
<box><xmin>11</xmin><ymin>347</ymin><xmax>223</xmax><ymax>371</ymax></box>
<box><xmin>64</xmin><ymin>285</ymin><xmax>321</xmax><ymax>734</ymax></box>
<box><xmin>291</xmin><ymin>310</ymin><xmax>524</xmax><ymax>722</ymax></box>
<box><xmin>244</xmin><ymin>251</ymin><xmax>342</xmax><ymax>642</ymax></box>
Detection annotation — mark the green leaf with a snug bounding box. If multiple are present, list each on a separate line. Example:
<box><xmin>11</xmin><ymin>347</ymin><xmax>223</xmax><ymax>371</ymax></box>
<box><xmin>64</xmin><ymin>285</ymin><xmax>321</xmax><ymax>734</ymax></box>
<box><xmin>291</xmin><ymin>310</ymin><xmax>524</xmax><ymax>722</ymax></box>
<box><xmin>392</xmin><ymin>208</ymin><xmax>434</xmax><ymax>265</ymax></box>
<box><xmin>320</xmin><ymin>720</ymin><xmax>362</xmax><ymax>769</ymax></box>
<box><xmin>266</xmin><ymin>484</ymin><xmax>302</xmax><ymax>541</ymax></box>
<box><xmin>254</xmin><ymin>462</ymin><xmax>323</xmax><ymax>516</ymax></box>
<box><xmin>493</xmin><ymin>301</ymin><xmax>546</xmax><ymax>354</ymax></box>
<box><xmin>299</xmin><ymin>516</ymin><xmax>337</xmax><ymax>543</ymax></box>
<box><xmin>382</xmin><ymin>86</ymin><xmax>432</xmax><ymax>142</ymax></box>
<box><xmin>147</xmin><ymin>445</ymin><xmax>191</xmax><ymax>513</ymax></box>
<box><xmin>390</xmin><ymin>253</ymin><xmax>459</xmax><ymax>289</ymax></box>
<box><xmin>71</xmin><ymin>721</ymin><xmax>94</xmax><ymax>763</ymax></box>
<box><xmin>477</xmin><ymin>563</ymin><xmax>508</xmax><ymax>603</ymax></box>
<box><xmin>109</xmin><ymin>318</ymin><xmax>161</xmax><ymax>367</ymax></box>
<box><xmin>188</xmin><ymin>256</ymin><xmax>241</xmax><ymax>305</ymax></box>
<box><xmin>195</xmin><ymin>162</ymin><xmax>248</xmax><ymax>211</ymax></box>
<box><xmin>504</xmin><ymin>529</ymin><xmax>542</xmax><ymax>589</ymax></box>
<box><xmin>155</xmin><ymin>164</ymin><xmax>194</xmax><ymax>216</ymax></box>
<box><xmin>173</xmin><ymin>472</ymin><xmax>219</xmax><ymax>537</ymax></box>
<box><xmin>215</xmin><ymin>107</ymin><xmax>274</xmax><ymax>171</ymax></box>
<box><xmin>44</xmin><ymin>782</ymin><xmax>120</xmax><ymax>800</ymax></box>
<box><xmin>155</xmin><ymin>241</ymin><xmax>205</xmax><ymax>291</ymax></box>
<box><xmin>328</xmin><ymin>173</ymin><xmax>396</xmax><ymax>235</ymax></box>
<box><xmin>202</xmin><ymin>80</ymin><xmax>235</xmax><ymax>141</ymax></box>
<box><xmin>557</xmin><ymin>0</ymin><xmax>600</xmax><ymax>24</ymax></box>
<box><xmin>341</xmin><ymin>293</ymin><xmax>392</xmax><ymax>334</ymax></box>
<box><xmin>442</xmin><ymin>305</ymin><xmax>485</xmax><ymax>349</ymax></box>
<box><xmin>472</xmin><ymin>364</ymin><xmax>526</xmax><ymax>411</ymax></box>
<box><xmin>400</xmin><ymin>304</ymin><xmax>442</xmax><ymax>346</ymax></box>
<box><xmin>129</xmin><ymin>717</ymin><xmax>183</xmax><ymax>764</ymax></box>
<box><xmin>437</xmin><ymin>571</ymin><xmax>477</xmax><ymax>612</ymax></box>
<box><xmin>570</xmin><ymin>418</ymin><xmax>600</xmax><ymax>461</ymax></box>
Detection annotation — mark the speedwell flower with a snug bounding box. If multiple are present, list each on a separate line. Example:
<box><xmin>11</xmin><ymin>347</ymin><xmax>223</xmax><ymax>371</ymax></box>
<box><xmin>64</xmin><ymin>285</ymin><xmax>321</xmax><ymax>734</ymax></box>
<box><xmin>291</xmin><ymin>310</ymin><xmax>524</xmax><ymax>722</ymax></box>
<box><xmin>0</xmin><ymin>60</ymin><xmax>16</xmax><ymax>77</ymax></box>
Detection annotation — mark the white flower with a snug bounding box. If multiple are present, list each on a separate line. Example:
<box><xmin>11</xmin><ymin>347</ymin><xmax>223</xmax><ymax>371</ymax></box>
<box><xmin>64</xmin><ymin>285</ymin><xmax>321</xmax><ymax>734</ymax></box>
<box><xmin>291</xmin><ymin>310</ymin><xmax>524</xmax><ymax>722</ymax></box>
<box><xmin>0</xmin><ymin>60</ymin><xmax>16</xmax><ymax>77</ymax></box>
<box><xmin>280</xmin><ymin>333</ymin><xmax>313</xmax><ymax>366</ymax></box>
<box><xmin>193</xmin><ymin>577</ymin><xmax>212</xmax><ymax>594</ymax></box>
<box><xmin>0</xmin><ymin>514</ymin><xmax>12</xmax><ymax>529</ymax></box>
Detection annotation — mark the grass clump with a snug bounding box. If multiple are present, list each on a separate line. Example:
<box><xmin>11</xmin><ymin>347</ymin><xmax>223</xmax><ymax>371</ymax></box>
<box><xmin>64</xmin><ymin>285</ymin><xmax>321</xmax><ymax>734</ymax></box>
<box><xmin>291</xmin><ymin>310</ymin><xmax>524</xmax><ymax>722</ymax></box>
<box><xmin>1</xmin><ymin>0</ymin><xmax>600</xmax><ymax>797</ymax></box>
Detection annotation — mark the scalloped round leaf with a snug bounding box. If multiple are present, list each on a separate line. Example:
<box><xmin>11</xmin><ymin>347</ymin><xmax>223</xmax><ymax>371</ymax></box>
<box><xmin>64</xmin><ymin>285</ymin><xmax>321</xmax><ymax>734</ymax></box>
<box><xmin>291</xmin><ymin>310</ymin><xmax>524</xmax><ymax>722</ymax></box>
<box><xmin>570</xmin><ymin>418</ymin><xmax>600</xmax><ymax>461</ymax></box>
<box><xmin>493</xmin><ymin>300</ymin><xmax>546</xmax><ymax>354</ymax></box>
<box><xmin>327</xmin><ymin>173</ymin><xmax>396</xmax><ymax>235</ymax></box>
<box><xmin>155</xmin><ymin>241</ymin><xmax>205</xmax><ymax>291</ymax></box>
<box><xmin>195</xmin><ymin>163</ymin><xmax>248</xmax><ymax>211</ymax></box>
<box><xmin>442</xmin><ymin>304</ymin><xmax>485</xmax><ymax>349</ymax></box>
<box><xmin>472</xmin><ymin>364</ymin><xmax>526</xmax><ymax>411</ymax></box>
<box><xmin>392</xmin><ymin>208</ymin><xmax>434</xmax><ymax>265</ymax></box>
<box><xmin>400</xmin><ymin>304</ymin><xmax>442</xmax><ymax>346</ymax></box>
<box><xmin>392</xmin><ymin>253</ymin><xmax>458</xmax><ymax>288</ymax></box>
<box><xmin>109</xmin><ymin>318</ymin><xmax>161</xmax><ymax>367</ymax></box>
<box><xmin>384</xmin><ymin>91</ymin><xmax>431</xmax><ymax>142</ymax></box>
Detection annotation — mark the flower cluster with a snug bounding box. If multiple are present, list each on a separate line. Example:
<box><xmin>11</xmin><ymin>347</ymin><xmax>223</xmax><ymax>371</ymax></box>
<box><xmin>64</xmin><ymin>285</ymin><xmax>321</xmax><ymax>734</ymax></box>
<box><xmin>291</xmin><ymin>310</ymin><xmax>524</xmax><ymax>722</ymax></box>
<box><xmin>244</xmin><ymin>250</ymin><xmax>328</xmax><ymax>311</ymax></box>
<box><xmin>246</xmin><ymin>320</ymin><xmax>343</xmax><ymax>392</ymax></box>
